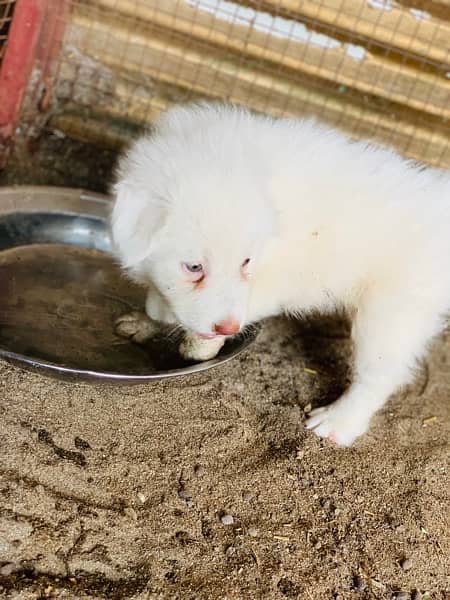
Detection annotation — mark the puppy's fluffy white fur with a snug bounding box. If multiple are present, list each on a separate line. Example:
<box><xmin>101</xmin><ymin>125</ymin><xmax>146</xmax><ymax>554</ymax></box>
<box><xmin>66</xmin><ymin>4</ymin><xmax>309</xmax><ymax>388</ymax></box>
<box><xmin>112</xmin><ymin>103</ymin><xmax>450</xmax><ymax>446</ymax></box>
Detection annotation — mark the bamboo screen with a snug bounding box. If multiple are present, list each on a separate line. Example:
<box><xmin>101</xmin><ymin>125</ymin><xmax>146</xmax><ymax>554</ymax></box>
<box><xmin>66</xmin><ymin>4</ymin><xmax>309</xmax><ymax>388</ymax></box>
<box><xmin>48</xmin><ymin>0</ymin><xmax>449</xmax><ymax>168</ymax></box>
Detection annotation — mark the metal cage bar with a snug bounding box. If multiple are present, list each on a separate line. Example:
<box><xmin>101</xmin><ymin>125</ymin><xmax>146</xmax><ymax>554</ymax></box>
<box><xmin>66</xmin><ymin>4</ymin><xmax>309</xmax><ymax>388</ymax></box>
<box><xmin>0</xmin><ymin>0</ymin><xmax>69</xmax><ymax>167</ymax></box>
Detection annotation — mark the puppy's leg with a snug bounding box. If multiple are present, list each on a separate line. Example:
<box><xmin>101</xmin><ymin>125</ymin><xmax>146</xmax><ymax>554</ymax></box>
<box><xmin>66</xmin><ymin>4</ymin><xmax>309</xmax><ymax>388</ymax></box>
<box><xmin>145</xmin><ymin>285</ymin><xmax>176</xmax><ymax>324</ymax></box>
<box><xmin>115</xmin><ymin>287</ymin><xmax>175</xmax><ymax>344</ymax></box>
<box><xmin>179</xmin><ymin>333</ymin><xmax>225</xmax><ymax>361</ymax></box>
<box><xmin>306</xmin><ymin>284</ymin><xmax>444</xmax><ymax>446</ymax></box>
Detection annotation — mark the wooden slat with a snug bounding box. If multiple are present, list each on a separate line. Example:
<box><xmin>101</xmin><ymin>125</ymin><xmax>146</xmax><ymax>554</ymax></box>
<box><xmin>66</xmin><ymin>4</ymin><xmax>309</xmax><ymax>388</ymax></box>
<box><xmin>259</xmin><ymin>0</ymin><xmax>450</xmax><ymax>64</ymax></box>
<box><xmin>431</xmin><ymin>0</ymin><xmax>450</xmax><ymax>7</ymax></box>
<box><xmin>400</xmin><ymin>0</ymin><xmax>450</xmax><ymax>10</ymax></box>
<box><xmin>50</xmin><ymin>113</ymin><xmax>133</xmax><ymax>148</ymax></box>
<box><xmin>57</xmin><ymin>13</ymin><xmax>450</xmax><ymax>168</ymax></box>
<box><xmin>88</xmin><ymin>0</ymin><xmax>450</xmax><ymax>119</ymax></box>
<box><xmin>51</xmin><ymin>94</ymin><xmax>450</xmax><ymax>167</ymax></box>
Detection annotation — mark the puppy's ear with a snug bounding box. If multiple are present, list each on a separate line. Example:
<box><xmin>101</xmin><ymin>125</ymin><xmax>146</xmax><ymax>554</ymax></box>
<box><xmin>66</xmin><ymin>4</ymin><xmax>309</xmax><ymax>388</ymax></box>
<box><xmin>111</xmin><ymin>183</ymin><xmax>167</xmax><ymax>268</ymax></box>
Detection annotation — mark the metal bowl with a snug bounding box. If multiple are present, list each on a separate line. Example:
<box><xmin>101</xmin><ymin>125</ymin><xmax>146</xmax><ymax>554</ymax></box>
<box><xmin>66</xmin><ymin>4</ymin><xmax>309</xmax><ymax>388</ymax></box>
<box><xmin>0</xmin><ymin>186</ymin><xmax>257</xmax><ymax>383</ymax></box>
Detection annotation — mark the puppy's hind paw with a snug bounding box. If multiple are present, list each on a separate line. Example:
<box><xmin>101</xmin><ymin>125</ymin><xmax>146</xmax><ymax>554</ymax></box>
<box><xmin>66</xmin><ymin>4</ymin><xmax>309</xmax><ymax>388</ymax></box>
<box><xmin>114</xmin><ymin>311</ymin><xmax>160</xmax><ymax>344</ymax></box>
<box><xmin>305</xmin><ymin>400</ymin><xmax>370</xmax><ymax>447</ymax></box>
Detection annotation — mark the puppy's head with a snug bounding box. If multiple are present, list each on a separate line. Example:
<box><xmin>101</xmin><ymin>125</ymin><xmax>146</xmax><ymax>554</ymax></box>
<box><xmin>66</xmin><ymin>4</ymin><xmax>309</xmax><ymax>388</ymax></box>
<box><xmin>111</xmin><ymin>104</ymin><xmax>276</xmax><ymax>338</ymax></box>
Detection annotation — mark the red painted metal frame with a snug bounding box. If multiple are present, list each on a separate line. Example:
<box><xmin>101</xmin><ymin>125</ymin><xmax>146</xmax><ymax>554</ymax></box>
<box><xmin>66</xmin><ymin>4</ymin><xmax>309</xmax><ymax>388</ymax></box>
<box><xmin>0</xmin><ymin>0</ymin><xmax>45</xmax><ymax>166</ymax></box>
<box><xmin>0</xmin><ymin>0</ymin><xmax>69</xmax><ymax>167</ymax></box>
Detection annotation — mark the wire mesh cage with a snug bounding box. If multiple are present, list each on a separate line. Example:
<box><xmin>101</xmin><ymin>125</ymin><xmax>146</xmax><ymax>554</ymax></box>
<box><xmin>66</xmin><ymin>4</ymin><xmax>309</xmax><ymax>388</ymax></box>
<box><xmin>0</xmin><ymin>0</ymin><xmax>15</xmax><ymax>61</ymax></box>
<box><xmin>2</xmin><ymin>0</ymin><xmax>450</xmax><ymax>168</ymax></box>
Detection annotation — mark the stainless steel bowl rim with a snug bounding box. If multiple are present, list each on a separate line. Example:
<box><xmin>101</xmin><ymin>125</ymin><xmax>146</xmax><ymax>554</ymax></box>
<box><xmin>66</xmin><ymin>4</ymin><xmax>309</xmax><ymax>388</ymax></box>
<box><xmin>0</xmin><ymin>186</ymin><xmax>258</xmax><ymax>383</ymax></box>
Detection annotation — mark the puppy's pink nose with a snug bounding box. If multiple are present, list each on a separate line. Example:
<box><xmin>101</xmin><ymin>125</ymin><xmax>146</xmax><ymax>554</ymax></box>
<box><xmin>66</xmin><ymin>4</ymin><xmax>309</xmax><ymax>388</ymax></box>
<box><xmin>213</xmin><ymin>319</ymin><xmax>241</xmax><ymax>336</ymax></box>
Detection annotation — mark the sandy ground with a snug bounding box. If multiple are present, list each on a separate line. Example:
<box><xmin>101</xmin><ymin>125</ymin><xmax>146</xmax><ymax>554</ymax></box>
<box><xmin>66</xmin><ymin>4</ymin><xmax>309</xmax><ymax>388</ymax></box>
<box><xmin>0</xmin><ymin>134</ymin><xmax>449</xmax><ymax>599</ymax></box>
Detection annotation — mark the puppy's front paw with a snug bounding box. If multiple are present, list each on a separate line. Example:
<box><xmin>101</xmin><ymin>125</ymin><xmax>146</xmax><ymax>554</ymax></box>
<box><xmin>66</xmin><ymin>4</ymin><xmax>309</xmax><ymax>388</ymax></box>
<box><xmin>305</xmin><ymin>398</ymin><xmax>370</xmax><ymax>447</ymax></box>
<box><xmin>179</xmin><ymin>334</ymin><xmax>225</xmax><ymax>362</ymax></box>
<box><xmin>114</xmin><ymin>311</ymin><xmax>160</xmax><ymax>343</ymax></box>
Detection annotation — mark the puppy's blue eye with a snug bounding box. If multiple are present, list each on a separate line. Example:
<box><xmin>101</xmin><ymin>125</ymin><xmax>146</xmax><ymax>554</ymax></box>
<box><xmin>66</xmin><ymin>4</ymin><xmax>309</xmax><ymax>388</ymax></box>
<box><xmin>185</xmin><ymin>263</ymin><xmax>203</xmax><ymax>273</ymax></box>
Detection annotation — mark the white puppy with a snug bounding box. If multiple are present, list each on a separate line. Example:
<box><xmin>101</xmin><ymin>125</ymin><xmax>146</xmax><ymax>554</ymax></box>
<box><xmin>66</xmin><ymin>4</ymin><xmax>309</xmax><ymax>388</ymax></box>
<box><xmin>111</xmin><ymin>102</ymin><xmax>450</xmax><ymax>446</ymax></box>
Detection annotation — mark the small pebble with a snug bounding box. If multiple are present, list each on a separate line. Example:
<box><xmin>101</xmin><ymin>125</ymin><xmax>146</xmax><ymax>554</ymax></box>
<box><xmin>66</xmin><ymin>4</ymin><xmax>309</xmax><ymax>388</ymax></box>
<box><xmin>221</xmin><ymin>514</ymin><xmax>234</xmax><ymax>526</ymax></box>
<box><xmin>74</xmin><ymin>436</ymin><xmax>91</xmax><ymax>450</ymax></box>
<box><xmin>248</xmin><ymin>527</ymin><xmax>258</xmax><ymax>537</ymax></box>
<box><xmin>0</xmin><ymin>564</ymin><xmax>15</xmax><ymax>576</ymax></box>
<box><xmin>194</xmin><ymin>465</ymin><xmax>204</xmax><ymax>477</ymax></box>
<box><xmin>137</xmin><ymin>492</ymin><xmax>146</xmax><ymax>504</ymax></box>
<box><xmin>386</xmin><ymin>516</ymin><xmax>400</xmax><ymax>529</ymax></box>
<box><xmin>242</xmin><ymin>492</ymin><xmax>253</xmax><ymax>502</ymax></box>
<box><xmin>178</xmin><ymin>489</ymin><xmax>192</xmax><ymax>501</ymax></box>
<box><xmin>395</xmin><ymin>592</ymin><xmax>410</xmax><ymax>600</ymax></box>
<box><xmin>352</xmin><ymin>576</ymin><xmax>366</xmax><ymax>592</ymax></box>
<box><xmin>53</xmin><ymin>129</ymin><xmax>66</xmax><ymax>139</ymax></box>
<box><xmin>124</xmin><ymin>507</ymin><xmax>137</xmax><ymax>521</ymax></box>
<box><xmin>400</xmin><ymin>558</ymin><xmax>413</xmax><ymax>571</ymax></box>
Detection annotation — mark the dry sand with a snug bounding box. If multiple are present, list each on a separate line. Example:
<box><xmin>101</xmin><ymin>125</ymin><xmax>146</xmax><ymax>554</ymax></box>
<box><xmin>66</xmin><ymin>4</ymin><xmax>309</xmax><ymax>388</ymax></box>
<box><xmin>0</xmin><ymin>135</ymin><xmax>449</xmax><ymax>599</ymax></box>
<box><xmin>0</xmin><ymin>314</ymin><xmax>449</xmax><ymax>599</ymax></box>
